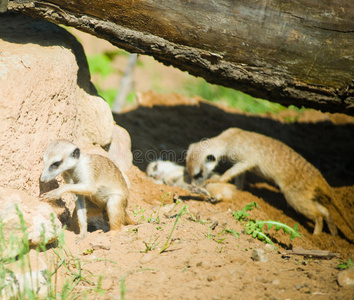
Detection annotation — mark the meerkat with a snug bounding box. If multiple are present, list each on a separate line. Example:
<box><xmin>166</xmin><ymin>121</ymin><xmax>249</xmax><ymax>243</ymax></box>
<box><xmin>146</xmin><ymin>160</ymin><xmax>239</xmax><ymax>203</ymax></box>
<box><xmin>186</xmin><ymin>127</ymin><xmax>354</xmax><ymax>237</ymax></box>
<box><xmin>146</xmin><ymin>160</ymin><xmax>190</xmax><ymax>188</ymax></box>
<box><xmin>40</xmin><ymin>140</ymin><xmax>132</xmax><ymax>241</ymax></box>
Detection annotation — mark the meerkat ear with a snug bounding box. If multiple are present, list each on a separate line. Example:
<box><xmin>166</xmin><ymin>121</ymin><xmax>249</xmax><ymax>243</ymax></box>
<box><xmin>72</xmin><ymin>147</ymin><xmax>80</xmax><ymax>159</ymax></box>
<box><xmin>206</xmin><ymin>154</ymin><xmax>216</xmax><ymax>162</ymax></box>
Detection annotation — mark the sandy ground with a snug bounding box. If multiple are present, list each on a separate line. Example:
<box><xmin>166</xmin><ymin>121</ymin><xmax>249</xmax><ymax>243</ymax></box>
<box><xmin>56</xmin><ymin>92</ymin><xmax>354</xmax><ymax>299</ymax></box>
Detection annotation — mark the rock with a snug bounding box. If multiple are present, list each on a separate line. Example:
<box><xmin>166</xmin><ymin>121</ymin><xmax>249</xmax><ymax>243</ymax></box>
<box><xmin>90</xmin><ymin>235</ymin><xmax>111</xmax><ymax>251</ymax></box>
<box><xmin>139</xmin><ymin>253</ymin><xmax>154</xmax><ymax>264</ymax></box>
<box><xmin>1</xmin><ymin>269</ymin><xmax>48</xmax><ymax>299</ymax></box>
<box><xmin>264</xmin><ymin>243</ymin><xmax>275</xmax><ymax>251</ymax></box>
<box><xmin>251</xmin><ymin>249</ymin><xmax>267</xmax><ymax>262</ymax></box>
<box><xmin>337</xmin><ymin>267</ymin><xmax>354</xmax><ymax>287</ymax></box>
<box><xmin>207</xmin><ymin>274</ymin><xmax>216</xmax><ymax>282</ymax></box>
<box><xmin>77</xmin><ymin>91</ymin><xmax>114</xmax><ymax>147</ymax></box>
<box><xmin>256</xmin><ymin>276</ymin><xmax>269</xmax><ymax>284</ymax></box>
<box><xmin>0</xmin><ymin>187</ymin><xmax>62</xmax><ymax>259</ymax></box>
<box><xmin>108</xmin><ymin>125</ymin><xmax>133</xmax><ymax>173</ymax></box>
<box><xmin>0</xmin><ymin>14</ymin><xmax>130</xmax><ymax>199</ymax></box>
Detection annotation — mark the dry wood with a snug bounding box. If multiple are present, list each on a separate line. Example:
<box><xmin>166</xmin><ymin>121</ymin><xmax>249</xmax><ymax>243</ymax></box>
<box><xmin>283</xmin><ymin>247</ymin><xmax>340</xmax><ymax>258</ymax></box>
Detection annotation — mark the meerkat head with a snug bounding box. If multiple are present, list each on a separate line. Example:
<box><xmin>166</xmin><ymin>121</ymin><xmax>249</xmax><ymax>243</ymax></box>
<box><xmin>146</xmin><ymin>161</ymin><xmax>163</xmax><ymax>180</ymax></box>
<box><xmin>40</xmin><ymin>140</ymin><xmax>80</xmax><ymax>182</ymax></box>
<box><xmin>146</xmin><ymin>160</ymin><xmax>181</xmax><ymax>180</ymax></box>
<box><xmin>186</xmin><ymin>141</ymin><xmax>219</xmax><ymax>183</ymax></box>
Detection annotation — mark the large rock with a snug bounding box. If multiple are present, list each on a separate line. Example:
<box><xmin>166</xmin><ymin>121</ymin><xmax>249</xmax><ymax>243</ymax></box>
<box><xmin>337</xmin><ymin>267</ymin><xmax>354</xmax><ymax>288</ymax></box>
<box><xmin>0</xmin><ymin>187</ymin><xmax>62</xmax><ymax>259</ymax></box>
<box><xmin>0</xmin><ymin>14</ymin><xmax>131</xmax><ymax>198</ymax></box>
<box><xmin>108</xmin><ymin>125</ymin><xmax>133</xmax><ymax>173</ymax></box>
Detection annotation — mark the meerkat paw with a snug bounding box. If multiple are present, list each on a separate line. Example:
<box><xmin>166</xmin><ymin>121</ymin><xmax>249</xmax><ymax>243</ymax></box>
<box><xmin>188</xmin><ymin>186</ymin><xmax>210</xmax><ymax>196</ymax></box>
<box><xmin>40</xmin><ymin>189</ymin><xmax>61</xmax><ymax>201</ymax></box>
<box><xmin>75</xmin><ymin>233</ymin><xmax>87</xmax><ymax>244</ymax></box>
<box><xmin>206</xmin><ymin>197</ymin><xmax>221</xmax><ymax>204</ymax></box>
<box><xmin>75</xmin><ymin>237</ymin><xmax>84</xmax><ymax>244</ymax></box>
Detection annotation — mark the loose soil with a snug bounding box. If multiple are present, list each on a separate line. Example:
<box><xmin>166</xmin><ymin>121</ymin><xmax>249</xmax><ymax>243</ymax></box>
<box><xmin>62</xmin><ymin>92</ymin><xmax>353</xmax><ymax>299</ymax></box>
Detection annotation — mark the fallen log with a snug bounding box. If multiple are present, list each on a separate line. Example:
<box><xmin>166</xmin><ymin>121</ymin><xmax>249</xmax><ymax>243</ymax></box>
<box><xmin>4</xmin><ymin>0</ymin><xmax>354</xmax><ymax>114</ymax></box>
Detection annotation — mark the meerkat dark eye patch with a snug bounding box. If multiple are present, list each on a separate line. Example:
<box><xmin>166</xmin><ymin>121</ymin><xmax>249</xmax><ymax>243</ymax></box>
<box><xmin>206</xmin><ymin>154</ymin><xmax>216</xmax><ymax>162</ymax></box>
<box><xmin>50</xmin><ymin>160</ymin><xmax>62</xmax><ymax>169</ymax></box>
<box><xmin>72</xmin><ymin>148</ymin><xmax>80</xmax><ymax>159</ymax></box>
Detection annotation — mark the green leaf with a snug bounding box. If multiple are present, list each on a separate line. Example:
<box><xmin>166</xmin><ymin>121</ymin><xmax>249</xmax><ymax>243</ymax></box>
<box><xmin>254</xmin><ymin>230</ymin><xmax>274</xmax><ymax>245</ymax></box>
<box><xmin>232</xmin><ymin>202</ymin><xmax>259</xmax><ymax>222</ymax></box>
<box><xmin>244</xmin><ymin>202</ymin><xmax>259</xmax><ymax>211</ymax></box>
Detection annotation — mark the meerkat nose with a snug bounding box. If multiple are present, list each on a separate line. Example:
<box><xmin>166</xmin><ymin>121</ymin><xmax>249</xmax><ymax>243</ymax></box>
<box><xmin>40</xmin><ymin>173</ymin><xmax>49</xmax><ymax>183</ymax></box>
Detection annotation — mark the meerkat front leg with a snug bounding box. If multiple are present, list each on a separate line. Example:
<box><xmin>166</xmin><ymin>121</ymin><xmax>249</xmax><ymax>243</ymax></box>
<box><xmin>219</xmin><ymin>161</ymin><xmax>255</xmax><ymax>183</ymax></box>
<box><xmin>41</xmin><ymin>183</ymin><xmax>96</xmax><ymax>200</ymax></box>
<box><xmin>233</xmin><ymin>174</ymin><xmax>245</xmax><ymax>190</ymax></box>
<box><xmin>74</xmin><ymin>194</ymin><xmax>88</xmax><ymax>241</ymax></box>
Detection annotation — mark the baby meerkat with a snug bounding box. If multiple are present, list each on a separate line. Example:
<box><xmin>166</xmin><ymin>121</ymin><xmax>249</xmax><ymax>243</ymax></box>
<box><xmin>40</xmin><ymin>140</ymin><xmax>132</xmax><ymax>241</ymax></box>
<box><xmin>146</xmin><ymin>160</ymin><xmax>191</xmax><ymax>189</ymax></box>
<box><xmin>186</xmin><ymin>128</ymin><xmax>354</xmax><ymax>237</ymax></box>
<box><xmin>146</xmin><ymin>160</ymin><xmax>239</xmax><ymax>203</ymax></box>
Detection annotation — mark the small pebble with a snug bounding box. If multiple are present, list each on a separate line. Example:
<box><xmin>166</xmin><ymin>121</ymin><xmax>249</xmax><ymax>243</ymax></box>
<box><xmin>252</xmin><ymin>249</ymin><xmax>267</xmax><ymax>262</ymax></box>
<box><xmin>256</xmin><ymin>276</ymin><xmax>269</xmax><ymax>283</ymax></box>
<box><xmin>139</xmin><ymin>253</ymin><xmax>153</xmax><ymax>264</ymax></box>
<box><xmin>264</xmin><ymin>244</ymin><xmax>275</xmax><ymax>251</ymax></box>
<box><xmin>90</xmin><ymin>236</ymin><xmax>111</xmax><ymax>250</ymax></box>
<box><xmin>207</xmin><ymin>275</ymin><xmax>216</xmax><ymax>282</ymax></box>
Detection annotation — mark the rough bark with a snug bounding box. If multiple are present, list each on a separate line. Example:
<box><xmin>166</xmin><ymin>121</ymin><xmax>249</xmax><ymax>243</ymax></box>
<box><xmin>5</xmin><ymin>0</ymin><xmax>354</xmax><ymax>114</ymax></box>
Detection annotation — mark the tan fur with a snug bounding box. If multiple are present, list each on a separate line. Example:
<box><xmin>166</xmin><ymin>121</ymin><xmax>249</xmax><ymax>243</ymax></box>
<box><xmin>40</xmin><ymin>140</ymin><xmax>132</xmax><ymax>241</ymax></box>
<box><xmin>186</xmin><ymin>128</ymin><xmax>354</xmax><ymax>236</ymax></box>
<box><xmin>203</xmin><ymin>182</ymin><xmax>238</xmax><ymax>203</ymax></box>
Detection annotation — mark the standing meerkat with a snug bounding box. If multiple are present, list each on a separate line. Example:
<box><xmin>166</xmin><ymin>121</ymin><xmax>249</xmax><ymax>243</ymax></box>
<box><xmin>40</xmin><ymin>140</ymin><xmax>132</xmax><ymax>241</ymax></box>
<box><xmin>186</xmin><ymin>128</ymin><xmax>354</xmax><ymax>237</ymax></box>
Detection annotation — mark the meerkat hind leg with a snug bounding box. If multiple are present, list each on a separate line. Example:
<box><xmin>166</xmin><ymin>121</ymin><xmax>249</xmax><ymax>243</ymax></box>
<box><xmin>315</xmin><ymin>202</ymin><xmax>337</xmax><ymax>236</ymax></box>
<box><xmin>313</xmin><ymin>215</ymin><xmax>324</xmax><ymax>235</ymax></box>
<box><xmin>106</xmin><ymin>194</ymin><xmax>126</xmax><ymax>231</ymax></box>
